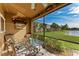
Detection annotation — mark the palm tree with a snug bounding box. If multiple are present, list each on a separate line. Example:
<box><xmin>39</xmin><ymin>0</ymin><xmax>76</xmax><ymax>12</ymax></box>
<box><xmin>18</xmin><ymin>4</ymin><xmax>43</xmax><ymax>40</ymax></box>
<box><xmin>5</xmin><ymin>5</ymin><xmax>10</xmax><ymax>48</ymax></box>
<box><xmin>61</xmin><ymin>24</ymin><xmax>69</xmax><ymax>30</ymax></box>
<box><xmin>51</xmin><ymin>23</ymin><xmax>60</xmax><ymax>31</ymax></box>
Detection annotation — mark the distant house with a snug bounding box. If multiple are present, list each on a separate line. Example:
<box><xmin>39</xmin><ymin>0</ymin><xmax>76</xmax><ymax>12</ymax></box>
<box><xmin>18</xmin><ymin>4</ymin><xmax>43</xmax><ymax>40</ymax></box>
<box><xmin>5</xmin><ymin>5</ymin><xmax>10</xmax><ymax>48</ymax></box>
<box><xmin>46</xmin><ymin>25</ymin><xmax>51</xmax><ymax>29</ymax></box>
<box><xmin>36</xmin><ymin>28</ymin><xmax>43</xmax><ymax>32</ymax></box>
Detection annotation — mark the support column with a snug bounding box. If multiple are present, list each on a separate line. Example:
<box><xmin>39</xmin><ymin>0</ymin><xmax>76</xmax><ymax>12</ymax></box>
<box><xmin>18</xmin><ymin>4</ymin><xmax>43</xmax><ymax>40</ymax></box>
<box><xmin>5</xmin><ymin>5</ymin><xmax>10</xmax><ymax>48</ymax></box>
<box><xmin>26</xmin><ymin>19</ymin><xmax>32</xmax><ymax>41</ymax></box>
<box><xmin>27</xmin><ymin>20</ymin><xmax>31</xmax><ymax>34</ymax></box>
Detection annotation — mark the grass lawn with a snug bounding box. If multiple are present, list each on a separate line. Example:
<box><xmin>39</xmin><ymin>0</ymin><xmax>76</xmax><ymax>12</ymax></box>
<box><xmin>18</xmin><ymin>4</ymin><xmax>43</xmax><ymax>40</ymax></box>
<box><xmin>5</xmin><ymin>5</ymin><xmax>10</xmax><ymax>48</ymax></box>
<box><xmin>35</xmin><ymin>30</ymin><xmax>79</xmax><ymax>50</ymax></box>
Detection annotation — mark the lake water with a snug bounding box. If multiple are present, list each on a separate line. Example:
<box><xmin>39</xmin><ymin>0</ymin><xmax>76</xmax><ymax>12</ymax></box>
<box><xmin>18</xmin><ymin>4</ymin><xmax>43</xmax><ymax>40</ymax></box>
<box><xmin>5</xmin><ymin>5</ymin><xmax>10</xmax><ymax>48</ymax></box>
<box><xmin>66</xmin><ymin>30</ymin><xmax>79</xmax><ymax>36</ymax></box>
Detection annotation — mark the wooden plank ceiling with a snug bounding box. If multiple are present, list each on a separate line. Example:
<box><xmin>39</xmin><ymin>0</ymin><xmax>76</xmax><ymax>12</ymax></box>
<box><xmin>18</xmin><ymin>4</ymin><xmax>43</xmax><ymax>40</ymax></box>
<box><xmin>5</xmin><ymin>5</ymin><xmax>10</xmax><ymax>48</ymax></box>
<box><xmin>0</xmin><ymin>3</ymin><xmax>70</xmax><ymax>21</ymax></box>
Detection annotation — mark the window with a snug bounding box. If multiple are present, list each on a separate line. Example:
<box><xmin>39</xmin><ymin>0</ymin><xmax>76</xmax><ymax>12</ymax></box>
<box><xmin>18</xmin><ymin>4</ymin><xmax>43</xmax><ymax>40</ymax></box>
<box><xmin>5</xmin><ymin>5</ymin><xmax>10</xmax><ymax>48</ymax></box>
<box><xmin>0</xmin><ymin>16</ymin><xmax>5</xmax><ymax>33</ymax></box>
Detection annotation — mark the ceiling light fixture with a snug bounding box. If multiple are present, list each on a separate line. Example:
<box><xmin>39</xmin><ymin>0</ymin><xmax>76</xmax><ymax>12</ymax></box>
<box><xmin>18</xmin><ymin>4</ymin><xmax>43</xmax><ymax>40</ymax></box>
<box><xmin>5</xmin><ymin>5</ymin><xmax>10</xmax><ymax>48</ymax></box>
<box><xmin>31</xmin><ymin>3</ymin><xmax>35</xmax><ymax>9</ymax></box>
<box><xmin>31</xmin><ymin>3</ymin><xmax>48</xmax><ymax>10</ymax></box>
<box><xmin>42</xmin><ymin>3</ymin><xmax>48</xmax><ymax>8</ymax></box>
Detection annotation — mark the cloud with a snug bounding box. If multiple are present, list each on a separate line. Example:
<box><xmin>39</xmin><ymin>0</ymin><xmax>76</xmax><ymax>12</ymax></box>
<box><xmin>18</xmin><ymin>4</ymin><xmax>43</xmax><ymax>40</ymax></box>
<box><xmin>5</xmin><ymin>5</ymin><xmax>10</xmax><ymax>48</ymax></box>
<box><xmin>69</xmin><ymin>6</ymin><xmax>79</xmax><ymax>14</ymax></box>
<box><xmin>68</xmin><ymin>22</ymin><xmax>79</xmax><ymax>28</ymax></box>
<box><xmin>64</xmin><ymin>19</ymin><xmax>79</xmax><ymax>28</ymax></box>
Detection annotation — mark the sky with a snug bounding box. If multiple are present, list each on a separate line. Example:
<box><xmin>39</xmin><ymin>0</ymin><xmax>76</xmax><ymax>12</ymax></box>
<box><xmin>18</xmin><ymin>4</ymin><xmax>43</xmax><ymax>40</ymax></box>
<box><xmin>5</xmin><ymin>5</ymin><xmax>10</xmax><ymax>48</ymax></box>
<box><xmin>36</xmin><ymin>3</ymin><xmax>79</xmax><ymax>28</ymax></box>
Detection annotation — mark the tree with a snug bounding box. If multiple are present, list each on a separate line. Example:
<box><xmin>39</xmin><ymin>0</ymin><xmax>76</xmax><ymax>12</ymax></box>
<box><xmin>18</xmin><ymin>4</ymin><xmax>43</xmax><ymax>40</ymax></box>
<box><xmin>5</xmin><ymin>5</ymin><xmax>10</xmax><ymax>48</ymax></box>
<box><xmin>50</xmin><ymin>23</ymin><xmax>61</xmax><ymax>31</ymax></box>
<box><xmin>61</xmin><ymin>24</ymin><xmax>69</xmax><ymax>30</ymax></box>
